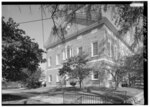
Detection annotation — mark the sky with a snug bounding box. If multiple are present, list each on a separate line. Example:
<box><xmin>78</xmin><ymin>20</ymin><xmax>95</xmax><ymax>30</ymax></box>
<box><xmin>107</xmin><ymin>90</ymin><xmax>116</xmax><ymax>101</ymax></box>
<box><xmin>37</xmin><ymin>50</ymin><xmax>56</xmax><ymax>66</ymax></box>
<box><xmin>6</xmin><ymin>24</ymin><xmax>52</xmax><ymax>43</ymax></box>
<box><xmin>2</xmin><ymin>5</ymin><xmax>54</xmax><ymax>70</ymax></box>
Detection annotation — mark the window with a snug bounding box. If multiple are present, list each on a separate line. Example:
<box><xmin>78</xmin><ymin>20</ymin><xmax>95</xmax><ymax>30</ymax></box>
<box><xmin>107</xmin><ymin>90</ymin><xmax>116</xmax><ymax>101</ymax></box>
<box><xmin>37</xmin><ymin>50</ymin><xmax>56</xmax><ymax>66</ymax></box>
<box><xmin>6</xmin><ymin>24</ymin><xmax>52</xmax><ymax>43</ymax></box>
<box><xmin>66</xmin><ymin>46</ymin><xmax>72</xmax><ymax>59</ymax></box>
<box><xmin>107</xmin><ymin>40</ymin><xmax>111</xmax><ymax>57</ymax></box>
<box><xmin>91</xmin><ymin>71</ymin><xmax>99</xmax><ymax>80</ymax></box>
<box><xmin>56</xmin><ymin>54</ymin><xmax>60</xmax><ymax>65</ymax></box>
<box><xmin>56</xmin><ymin>74</ymin><xmax>60</xmax><ymax>82</ymax></box>
<box><xmin>77</xmin><ymin>47</ymin><xmax>83</xmax><ymax>55</ymax></box>
<box><xmin>91</xmin><ymin>41</ymin><xmax>98</xmax><ymax>57</ymax></box>
<box><xmin>48</xmin><ymin>57</ymin><xmax>51</xmax><ymax>67</ymax></box>
<box><xmin>62</xmin><ymin>50</ymin><xmax>66</xmax><ymax>60</ymax></box>
<box><xmin>70</xmin><ymin>48</ymin><xmax>73</xmax><ymax>57</ymax></box>
<box><xmin>67</xmin><ymin>46</ymin><xmax>70</xmax><ymax>58</ymax></box>
<box><xmin>114</xmin><ymin>45</ymin><xmax>118</xmax><ymax>60</ymax></box>
<box><xmin>48</xmin><ymin>75</ymin><xmax>52</xmax><ymax>82</ymax></box>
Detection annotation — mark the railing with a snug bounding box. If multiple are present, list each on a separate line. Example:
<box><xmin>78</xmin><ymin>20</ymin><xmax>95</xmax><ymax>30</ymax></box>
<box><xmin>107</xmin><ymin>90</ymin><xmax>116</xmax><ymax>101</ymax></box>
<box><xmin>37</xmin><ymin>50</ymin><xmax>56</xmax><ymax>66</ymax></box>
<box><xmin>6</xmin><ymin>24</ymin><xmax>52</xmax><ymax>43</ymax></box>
<box><xmin>63</xmin><ymin>93</ymin><xmax>112</xmax><ymax>104</ymax></box>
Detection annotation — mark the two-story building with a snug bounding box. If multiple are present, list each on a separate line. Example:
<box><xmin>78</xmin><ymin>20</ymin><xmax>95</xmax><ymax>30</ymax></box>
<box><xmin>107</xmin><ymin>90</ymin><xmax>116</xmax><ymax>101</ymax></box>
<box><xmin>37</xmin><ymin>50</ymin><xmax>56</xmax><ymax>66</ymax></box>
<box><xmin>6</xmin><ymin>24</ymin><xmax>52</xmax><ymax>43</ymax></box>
<box><xmin>44</xmin><ymin>15</ymin><xmax>133</xmax><ymax>88</ymax></box>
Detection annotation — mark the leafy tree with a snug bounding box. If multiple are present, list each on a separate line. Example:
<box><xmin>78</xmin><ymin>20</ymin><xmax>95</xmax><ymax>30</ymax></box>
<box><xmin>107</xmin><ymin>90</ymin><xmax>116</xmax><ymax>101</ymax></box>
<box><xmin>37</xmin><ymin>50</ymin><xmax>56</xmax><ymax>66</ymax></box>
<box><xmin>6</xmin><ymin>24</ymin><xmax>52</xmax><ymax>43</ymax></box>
<box><xmin>106</xmin><ymin>51</ymin><xmax>144</xmax><ymax>89</ymax></box>
<box><xmin>2</xmin><ymin>17</ymin><xmax>46</xmax><ymax>82</ymax></box>
<box><xmin>59</xmin><ymin>54</ymin><xmax>91</xmax><ymax>88</ymax></box>
<box><xmin>25</xmin><ymin>67</ymin><xmax>43</xmax><ymax>88</ymax></box>
<box><xmin>121</xmin><ymin>52</ymin><xmax>144</xmax><ymax>86</ymax></box>
<box><xmin>42</xmin><ymin>4</ymin><xmax>144</xmax><ymax>51</ymax></box>
<box><xmin>109</xmin><ymin>66</ymin><xmax>127</xmax><ymax>90</ymax></box>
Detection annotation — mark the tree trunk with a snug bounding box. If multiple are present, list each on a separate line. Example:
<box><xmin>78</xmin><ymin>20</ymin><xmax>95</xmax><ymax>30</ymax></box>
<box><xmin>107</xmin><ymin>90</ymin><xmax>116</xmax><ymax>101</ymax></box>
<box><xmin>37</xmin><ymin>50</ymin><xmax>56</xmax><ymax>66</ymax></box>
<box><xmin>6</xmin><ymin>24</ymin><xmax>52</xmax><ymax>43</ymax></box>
<box><xmin>79</xmin><ymin>80</ymin><xmax>82</xmax><ymax>89</ymax></box>
<box><xmin>114</xmin><ymin>80</ymin><xmax>119</xmax><ymax>90</ymax></box>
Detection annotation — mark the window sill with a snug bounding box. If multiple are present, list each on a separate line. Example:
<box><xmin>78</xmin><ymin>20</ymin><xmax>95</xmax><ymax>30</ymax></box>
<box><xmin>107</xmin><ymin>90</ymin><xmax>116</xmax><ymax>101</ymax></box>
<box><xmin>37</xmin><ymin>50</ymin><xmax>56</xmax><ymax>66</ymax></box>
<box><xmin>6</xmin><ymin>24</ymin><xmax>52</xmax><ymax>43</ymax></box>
<box><xmin>91</xmin><ymin>78</ymin><xmax>99</xmax><ymax>80</ymax></box>
<box><xmin>91</xmin><ymin>55</ymin><xmax>99</xmax><ymax>58</ymax></box>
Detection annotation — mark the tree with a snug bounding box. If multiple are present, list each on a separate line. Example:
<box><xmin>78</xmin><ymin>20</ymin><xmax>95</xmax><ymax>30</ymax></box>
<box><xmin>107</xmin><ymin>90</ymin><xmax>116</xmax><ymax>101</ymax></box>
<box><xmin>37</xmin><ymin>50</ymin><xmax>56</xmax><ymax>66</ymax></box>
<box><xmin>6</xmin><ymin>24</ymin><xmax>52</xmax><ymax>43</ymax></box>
<box><xmin>42</xmin><ymin>4</ymin><xmax>144</xmax><ymax>51</ymax></box>
<box><xmin>59</xmin><ymin>54</ymin><xmax>91</xmax><ymax>88</ymax></box>
<box><xmin>109</xmin><ymin>66</ymin><xmax>127</xmax><ymax>90</ymax></box>
<box><xmin>107</xmin><ymin>50</ymin><xmax>144</xmax><ymax>89</ymax></box>
<box><xmin>25</xmin><ymin>67</ymin><xmax>43</xmax><ymax>88</ymax></box>
<box><xmin>2</xmin><ymin>17</ymin><xmax>46</xmax><ymax>82</ymax></box>
<box><xmin>121</xmin><ymin>52</ymin><xmax>144</xmax><ymax>86</ymax></box>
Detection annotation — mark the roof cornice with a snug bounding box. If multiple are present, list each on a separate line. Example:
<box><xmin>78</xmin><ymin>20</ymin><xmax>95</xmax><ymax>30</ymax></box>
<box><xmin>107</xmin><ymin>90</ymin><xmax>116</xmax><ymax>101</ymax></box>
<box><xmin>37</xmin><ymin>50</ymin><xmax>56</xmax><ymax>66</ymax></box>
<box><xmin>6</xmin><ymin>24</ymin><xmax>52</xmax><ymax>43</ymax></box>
<box><xmin>45</xmin><ymin>17</ymin><xmax>134</xmax><ymax>54</ymax></box>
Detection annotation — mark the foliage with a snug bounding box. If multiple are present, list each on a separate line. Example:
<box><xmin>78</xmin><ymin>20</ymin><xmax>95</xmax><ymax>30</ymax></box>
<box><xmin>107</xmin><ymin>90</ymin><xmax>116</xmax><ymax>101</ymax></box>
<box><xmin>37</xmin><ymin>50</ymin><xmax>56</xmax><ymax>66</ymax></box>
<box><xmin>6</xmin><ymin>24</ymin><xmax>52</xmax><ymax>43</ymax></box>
<box><xmin>108</xmin><ymin>51</ymin><xmax>144</xmax><ymax>89</ymax></box>
<box><xmin>2</xmin><ymin>17</ymin><xmax>46</xmax><ymax>82</ymax></box>
<box><xmin>59</xmin><ymin>54</ymin><xmax>91</xmax><ymax>88</ymax></box>
<box><xmin>70</xmin><ymin>81</ymin><xmax>76</xmax><ymax>87</ymax></box>
<box><xmin>24</xmin><ymin>68</ymin><xmax>42</xmax><ymax>89</ymax></box>
<box><xmin>42</xmin><ymin>4</ymin><xmax>144</xmax><ymax>51</ymax></box>
<box><xmin>113</xmin><ymin>4</ymin><xmax>144</xmax><ymax>50</ymax></box>
<box><xmin>123</xmin><ymin>52</ymin><xmax>144</xmax><ymax>78</ymax></box>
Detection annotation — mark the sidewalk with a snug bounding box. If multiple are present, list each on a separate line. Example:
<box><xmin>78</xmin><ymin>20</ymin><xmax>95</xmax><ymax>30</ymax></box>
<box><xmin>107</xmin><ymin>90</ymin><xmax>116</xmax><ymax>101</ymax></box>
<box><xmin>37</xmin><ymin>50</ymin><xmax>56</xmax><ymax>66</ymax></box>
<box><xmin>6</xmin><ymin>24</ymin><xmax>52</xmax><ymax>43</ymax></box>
<box><xmin>2</xmin><ymin>87</ymin><xmax>52</xmax><ymax>94</ymax></box>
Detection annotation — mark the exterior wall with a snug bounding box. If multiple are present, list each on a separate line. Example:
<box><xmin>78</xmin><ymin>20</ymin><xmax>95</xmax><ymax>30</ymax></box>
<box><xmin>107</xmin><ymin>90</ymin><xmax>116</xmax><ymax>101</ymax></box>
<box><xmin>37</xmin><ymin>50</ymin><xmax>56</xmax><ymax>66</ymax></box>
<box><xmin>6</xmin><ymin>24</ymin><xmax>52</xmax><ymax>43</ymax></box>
<box><xmin>45</xmin><ymin>21</ymin><xmax>132</xmax><ymax>88</ymax></box>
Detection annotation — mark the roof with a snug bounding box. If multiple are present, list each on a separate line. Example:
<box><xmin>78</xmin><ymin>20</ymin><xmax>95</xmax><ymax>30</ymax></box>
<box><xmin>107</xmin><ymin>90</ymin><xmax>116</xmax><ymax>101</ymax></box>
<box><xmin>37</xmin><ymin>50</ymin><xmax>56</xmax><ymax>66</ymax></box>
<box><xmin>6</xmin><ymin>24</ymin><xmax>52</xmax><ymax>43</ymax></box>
<box><xmin>44</xmin><ymin>17</ymin><xmax>134</xmax><ymax>53</ymax></box>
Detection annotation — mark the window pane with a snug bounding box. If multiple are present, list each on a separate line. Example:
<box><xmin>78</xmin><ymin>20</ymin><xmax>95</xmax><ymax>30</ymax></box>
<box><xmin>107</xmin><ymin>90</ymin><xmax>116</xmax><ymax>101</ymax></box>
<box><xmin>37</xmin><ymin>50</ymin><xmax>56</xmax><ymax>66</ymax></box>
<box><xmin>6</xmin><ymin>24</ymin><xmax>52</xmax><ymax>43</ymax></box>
<box><xmin>93</xmin><ymin>42</ymin><xmax>98</xmax><ymax>55</ymax></box>
<box><xmin>56</xmin><ymin>54</ymin><xmax>60</xmax><ymax>65</ymax></box>
<box><xmin>67</xmin><ymin>46</ymin><xmax>70</xmax><ymax>58</ymax></box>
<box><xmin>50</xmin><ymin>75</ymin><xmax>52</xmax><ymax>81</ymax></box>
<box><xmin>62</xmin><ymin>50</ymin><xmax>65</xmax><ymax>60</ymax></box>
<box><xmin>114</xmin><ymin>45</ymin><xmax>118</xmax><ymax>60</ymax></box>
<box><xmin>79</xmin><ymin>47</ymin><xmax>82</xmax><ymax>55</ymax></box>
<box><xmin>48</xmin><ymin>57</ymin><xmax>51</xmax><ymax>67</ymax></box>
<box><xmin>107</xmin><ymin>41</ymin><xmax>111</xmax><ymax>57</ymax></box>
<box><xmin>56</xmin><ymin>74</ymin><xmax>59</xmax><ymax>82</ymax></box>
<box><xmin>49</xmin><ymin>75</ymin><xmax>52</xmax><ymax>82</ymax></box>
<box><xmin>94</xmin><ymin>72</ymin><xmax>98</xmax><ymax>79</ymax></box>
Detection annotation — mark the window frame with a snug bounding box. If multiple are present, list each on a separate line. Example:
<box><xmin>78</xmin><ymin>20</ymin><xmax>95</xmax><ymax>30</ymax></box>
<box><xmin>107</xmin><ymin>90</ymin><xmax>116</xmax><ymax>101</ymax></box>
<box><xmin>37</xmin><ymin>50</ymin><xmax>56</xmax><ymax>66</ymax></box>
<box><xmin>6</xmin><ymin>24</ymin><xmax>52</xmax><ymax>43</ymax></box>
<box><xmin>91</xmin><ymin>71</ymin><xmax>99</xmax><ymax>80</ymax></box>
<box><xmin>56</xmin><ymin>54</ymin><xmax>60</xmax><ymax>65</ymax></box>
<box><xmin>48</xmin><ymin>57</ymin><xmax>51</xmax><ymax>67</ymax></box>
<box><xmin>114</xmin><ymin>45</ymin><xmax>118</xmax><ymax>60</ymax></box>
<box><xmin>77</xmin><ymin>46</ymin><xmax>83</xmax><ymax>56</ymax></box>
<box><xmin>56</xmin><ymin>74</ymin><xmax>60</xmax><ymax>82</ymax></box>
<box><xmin>66</xmin><ymin>46</ymin><xmax>72</xmax><ymax>59</ymax></box>
<box><xmin>62</xmin><ymin>50</ymin><xmax>66</xmax><ymax>60</ymax></box>
<box><xmin>48</xmin><ymin>75</ymin><xmax>52</xmax><ymax>82</ymax></box>
<box><xmin>91</xmin><ymin>41</ymin><xmax>98</xmax><ymax>57</ymax></box>
<box><xmin>108</xmin><ymin>40</ymin><xmax>112</xmax><ymax>57</ymax></box>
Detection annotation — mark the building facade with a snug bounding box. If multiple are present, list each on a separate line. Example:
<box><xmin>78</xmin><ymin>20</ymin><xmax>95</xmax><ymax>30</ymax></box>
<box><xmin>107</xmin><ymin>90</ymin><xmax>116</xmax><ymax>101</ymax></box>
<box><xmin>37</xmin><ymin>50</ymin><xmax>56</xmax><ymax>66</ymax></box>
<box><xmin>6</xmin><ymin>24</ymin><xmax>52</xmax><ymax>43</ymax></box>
<box><xmin>44</xmin><ymin>17</ymin><xmax>133</xmax><ymax>88</ymax></box>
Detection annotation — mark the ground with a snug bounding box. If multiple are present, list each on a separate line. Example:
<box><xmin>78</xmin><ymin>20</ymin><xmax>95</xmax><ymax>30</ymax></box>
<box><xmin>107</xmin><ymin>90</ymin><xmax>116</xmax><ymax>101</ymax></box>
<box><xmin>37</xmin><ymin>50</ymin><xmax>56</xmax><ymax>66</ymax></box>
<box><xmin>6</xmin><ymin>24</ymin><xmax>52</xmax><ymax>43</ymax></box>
<box><xmin>2</xmin><ymin>86</ymin><xmax>144</xmax><ymax>104</ymax></box>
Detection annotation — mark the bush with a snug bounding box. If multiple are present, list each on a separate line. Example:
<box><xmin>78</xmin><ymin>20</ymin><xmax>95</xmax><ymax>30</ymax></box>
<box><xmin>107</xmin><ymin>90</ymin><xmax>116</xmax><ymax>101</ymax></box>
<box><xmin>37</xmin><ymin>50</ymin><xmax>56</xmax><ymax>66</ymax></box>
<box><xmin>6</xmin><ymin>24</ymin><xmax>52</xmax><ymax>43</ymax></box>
<box><xmin>87</xmin><ymin>87</ymin><xmax>91</xmax><ymax>93</ymax></box>
<box><xmin>70</xmin><ymin>81</ymin><xmax>76</xmax><ymax>87</ymax></box>
<box><xmin>24</xmin><ymin>68</ymin><xmax>42</xmax><ymax>89</ymax></box>
<box><xmin>25</xmin><ymin>78</ymin><xmax>41</xmax><ymax>89</ymax></box>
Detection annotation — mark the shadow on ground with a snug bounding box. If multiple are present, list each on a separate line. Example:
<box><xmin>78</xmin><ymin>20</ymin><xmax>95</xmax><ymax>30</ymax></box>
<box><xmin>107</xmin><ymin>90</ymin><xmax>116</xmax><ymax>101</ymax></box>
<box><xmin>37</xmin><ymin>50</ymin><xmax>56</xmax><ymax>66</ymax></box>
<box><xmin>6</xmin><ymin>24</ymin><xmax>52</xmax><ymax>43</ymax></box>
<box><xmin>2</xmin><ymin>94</ymin><xmax>27</xmax><ymax>101</ymax></box>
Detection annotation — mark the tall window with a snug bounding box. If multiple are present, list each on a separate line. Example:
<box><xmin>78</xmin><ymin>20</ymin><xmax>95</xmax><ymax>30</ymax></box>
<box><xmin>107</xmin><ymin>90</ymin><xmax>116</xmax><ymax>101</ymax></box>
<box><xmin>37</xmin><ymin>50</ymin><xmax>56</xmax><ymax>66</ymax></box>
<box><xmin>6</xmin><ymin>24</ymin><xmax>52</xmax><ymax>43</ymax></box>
<box><xmin>114</xmin><ymin>45</ymin><xmax>118</xmax><ymax>60</ymax></box>
<box><xmin>107</xmin><ymin>40</ymin><xmax>111</xmax><ymax>57</ymax></box>
<box><xmin>62</xmin><ymin>50</ymin><xmax>66</xmax><ymax>60</ymax></box>
<box><xmin>56</xmin><ymin>74</ymin><xmax>60</xmax><ymax>82</ymax></box>
<box><xmin>92</xmin><ymin>41</ymin><xmax>98</xmax><ymax>57</ymax></box>
<box><xmin>48</xmin><ymin>75</ymin><xmax>52</xmax><ymax>82</ymax></box>
<box><xmin>67</xmin><ymin>46</ymin><xmax>70</xmax><ymax>58</ymax></box>
<box><xmin>56</xmin><ymin>54</ymin><xmax>60</xmax><ymax>65</ymax></box>
<box><xmin>91</xmin><ymin>71</ymin><xmax>99</xmax><ymax>80</ymax></box>
<box><xmin>70</xmin><ymin>48</ymin><xmax>73</xmax><ymax>57</ymax></box>
<box><xmin>77</xmin><ymin>47</ymin><xmax>83</xmax><ymax>55</ymax></box>
<box><xmin>66</xmin><ymin>46</ymin><xmax>72</xmax><ymax>59</ymax></box>
<box><xmin>48</xmin><ymin>57</ymin><xmax>51</xmax><ymax>67</ymax></box>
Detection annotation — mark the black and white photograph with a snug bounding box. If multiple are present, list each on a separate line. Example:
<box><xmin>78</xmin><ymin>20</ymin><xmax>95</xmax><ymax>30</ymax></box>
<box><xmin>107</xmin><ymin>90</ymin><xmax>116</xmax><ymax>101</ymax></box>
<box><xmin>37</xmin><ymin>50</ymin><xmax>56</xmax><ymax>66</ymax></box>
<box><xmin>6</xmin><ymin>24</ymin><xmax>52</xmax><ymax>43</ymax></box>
<box><xmin>2</xmin><ymin>1</ymin><xmax>147</xmax><ymax>105</ymax></box>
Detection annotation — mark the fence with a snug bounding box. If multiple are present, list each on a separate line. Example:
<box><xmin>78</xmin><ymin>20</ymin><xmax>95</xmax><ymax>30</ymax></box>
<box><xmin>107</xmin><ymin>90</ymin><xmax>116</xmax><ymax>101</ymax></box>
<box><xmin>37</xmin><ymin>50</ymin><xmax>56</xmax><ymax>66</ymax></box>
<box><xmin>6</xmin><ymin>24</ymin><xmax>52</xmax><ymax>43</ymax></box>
<box><xmin>63</xmin><ymin>93</ymin><xmax>112</xmax><ymax>104</ymax></box>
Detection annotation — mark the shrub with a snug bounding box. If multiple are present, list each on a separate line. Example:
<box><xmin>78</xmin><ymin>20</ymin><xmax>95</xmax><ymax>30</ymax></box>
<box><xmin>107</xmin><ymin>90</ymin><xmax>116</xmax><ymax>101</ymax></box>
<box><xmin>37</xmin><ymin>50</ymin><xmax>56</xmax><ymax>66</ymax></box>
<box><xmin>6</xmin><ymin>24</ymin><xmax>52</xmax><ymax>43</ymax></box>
<box><xmin>26</xmin><ymin>79</ymin><xmax>41</xmax><ymax>89</ymax></box>
<box><xmin>70</xmin><ymin>81</ymin><xmax>76</xmax><ymax>87</ymax></box>
<box><xmin>87</xmin><ymin>87</ymin><xmax>91</xmax><ymax>93</ymax></box>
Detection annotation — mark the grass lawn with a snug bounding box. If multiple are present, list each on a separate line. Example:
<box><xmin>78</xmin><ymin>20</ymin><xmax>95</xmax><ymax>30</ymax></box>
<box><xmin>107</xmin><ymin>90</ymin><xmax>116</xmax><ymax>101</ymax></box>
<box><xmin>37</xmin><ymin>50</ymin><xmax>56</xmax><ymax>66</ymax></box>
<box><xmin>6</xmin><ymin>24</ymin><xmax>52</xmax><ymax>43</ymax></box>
<box><xmin>2</xmin><ymin>86</ymin><xmax>143</xmax><ymax>104</ymax></box>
